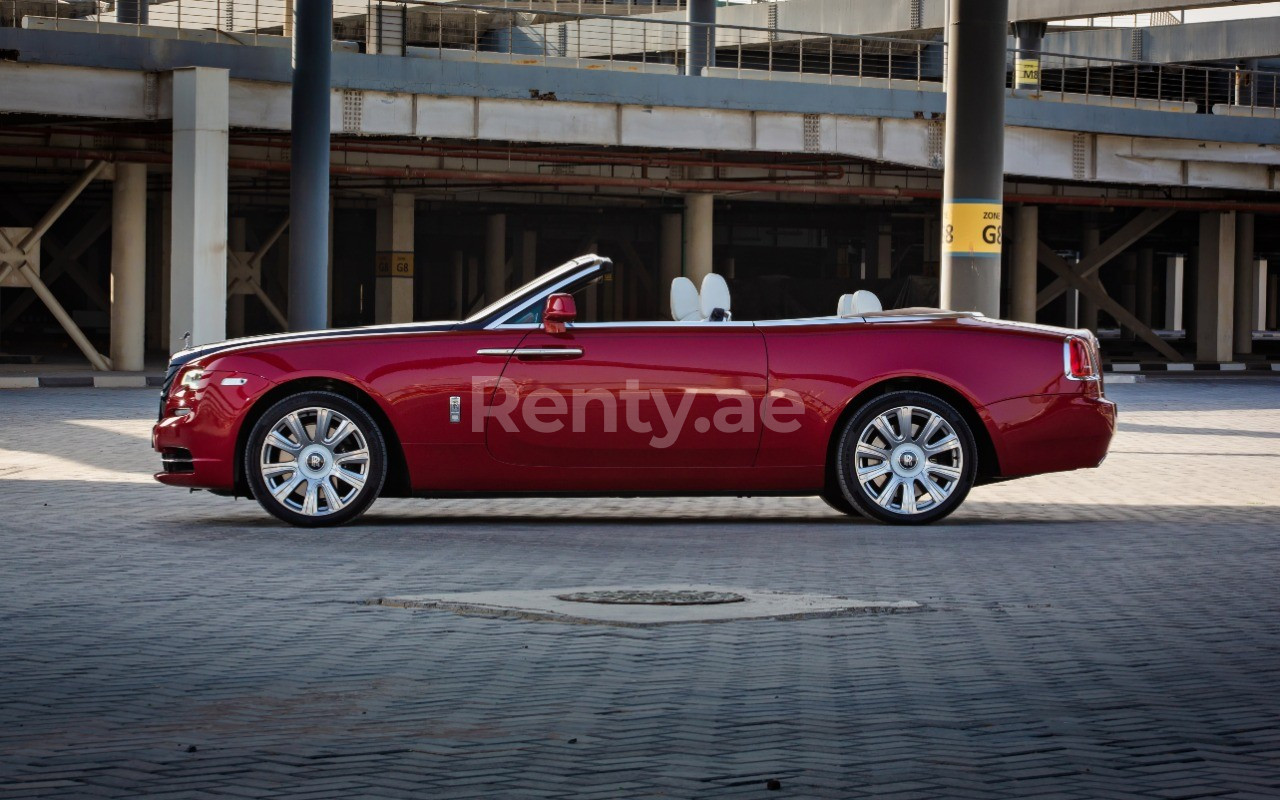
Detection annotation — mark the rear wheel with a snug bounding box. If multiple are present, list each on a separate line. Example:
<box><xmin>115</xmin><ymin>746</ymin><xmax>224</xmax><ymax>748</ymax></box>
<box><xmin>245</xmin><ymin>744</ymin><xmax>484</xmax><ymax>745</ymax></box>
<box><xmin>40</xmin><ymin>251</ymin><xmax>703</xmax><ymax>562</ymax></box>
<box><xmin>834</xmin><ymin>390</ymin><xmax>977</xmax><ymax>525</ymax></box>
<box><xmin>820</xmin><ymin>488</ymin><xmax>862</xmax><ymax>517</ymax></box>
<box><xmin>244</xmin><ymin>391</ymin><xmax>387</xmax><ymax>527</ymax></box>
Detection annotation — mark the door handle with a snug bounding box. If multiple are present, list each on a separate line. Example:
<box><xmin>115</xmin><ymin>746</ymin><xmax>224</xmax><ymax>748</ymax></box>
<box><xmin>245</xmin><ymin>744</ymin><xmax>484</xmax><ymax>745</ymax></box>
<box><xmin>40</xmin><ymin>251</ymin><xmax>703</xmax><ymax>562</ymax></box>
<box><xmin>512</xmin><ymin>348</ymin><xmax>583</xmax><ymax>360</ymax></box>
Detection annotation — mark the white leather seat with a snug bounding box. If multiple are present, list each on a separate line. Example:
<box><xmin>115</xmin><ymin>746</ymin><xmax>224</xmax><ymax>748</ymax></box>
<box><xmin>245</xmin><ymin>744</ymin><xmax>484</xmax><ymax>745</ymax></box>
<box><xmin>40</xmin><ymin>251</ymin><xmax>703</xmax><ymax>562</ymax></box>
<box><xmin>837</xmin><ymin>290</ymin><xmax>882</xmax><ymax>317</ymax></box>
<box><xmin>670</xmin><ymin>277</ymin><xmax>702</xmax><ymax>322</ymax></box>
<box><xmin>699</xmin><ymin>273</ymin><xmax>732</xmax><ymax>321</ymax></box>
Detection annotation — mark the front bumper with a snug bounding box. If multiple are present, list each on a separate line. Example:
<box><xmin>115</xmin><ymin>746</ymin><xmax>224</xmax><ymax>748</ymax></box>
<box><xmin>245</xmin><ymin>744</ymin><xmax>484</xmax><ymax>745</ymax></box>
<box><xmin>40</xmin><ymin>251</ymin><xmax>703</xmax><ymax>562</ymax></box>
<box><xmin>983</xmin><ymin>393</ymin><xmax>1116</xmax><ymax>478</ymax></box>
<box><xmin>152</xmin><ymin>372</ymin><xmax>274</xmax><ymax>490</ymax></box>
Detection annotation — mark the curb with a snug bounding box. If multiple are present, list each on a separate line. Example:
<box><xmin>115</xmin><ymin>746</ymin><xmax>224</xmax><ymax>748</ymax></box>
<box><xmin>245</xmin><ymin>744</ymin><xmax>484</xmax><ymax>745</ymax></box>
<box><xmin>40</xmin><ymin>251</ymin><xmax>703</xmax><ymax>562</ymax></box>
<box><xmin>0</xmin><ymin>375</ymin><xmax>164</xmax><ymax>389</ymax></box>
<box><xmin>1109</xmin><ymin>362</ymin><xmax>1279</xmax><ymax>374</ymax></box>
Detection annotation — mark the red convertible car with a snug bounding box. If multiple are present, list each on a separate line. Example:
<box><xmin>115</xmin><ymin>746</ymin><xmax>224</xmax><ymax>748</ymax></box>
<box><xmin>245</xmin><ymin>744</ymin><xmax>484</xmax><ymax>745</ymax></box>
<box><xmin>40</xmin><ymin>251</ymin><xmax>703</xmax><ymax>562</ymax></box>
<box><xmin>153</xmin><ymin>255</ymin><xmax>1115</xmax><ymax>526</ymax></box>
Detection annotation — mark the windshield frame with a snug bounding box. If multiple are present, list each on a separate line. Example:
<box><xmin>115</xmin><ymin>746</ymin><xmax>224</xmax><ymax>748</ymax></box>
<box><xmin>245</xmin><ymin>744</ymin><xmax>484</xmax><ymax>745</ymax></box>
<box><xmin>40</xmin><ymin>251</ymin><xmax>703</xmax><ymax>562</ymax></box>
<box><xmin>468</xmin><ymin>255</ymin><xmax>612</xmax><ymax>328</ymax></box>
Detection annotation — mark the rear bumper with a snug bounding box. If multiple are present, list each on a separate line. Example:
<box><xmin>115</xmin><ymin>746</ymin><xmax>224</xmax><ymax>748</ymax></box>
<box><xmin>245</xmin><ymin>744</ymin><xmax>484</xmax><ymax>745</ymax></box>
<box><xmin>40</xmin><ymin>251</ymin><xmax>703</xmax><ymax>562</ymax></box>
<box><xmin>984</xmin><ymin>393</ymin><xmax>1116</xmax><ymax>478</ymax></box>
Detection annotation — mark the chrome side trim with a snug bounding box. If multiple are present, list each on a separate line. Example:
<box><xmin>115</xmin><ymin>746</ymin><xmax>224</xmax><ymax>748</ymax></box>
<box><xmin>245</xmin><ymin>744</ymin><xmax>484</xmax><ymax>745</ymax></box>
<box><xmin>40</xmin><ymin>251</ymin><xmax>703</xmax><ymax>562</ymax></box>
<box><xmin>514</xmin><ymin>348</ymin><xmax>584</xmax><ymax>358</ymax></box>
<box><xmin>476</xmin><ymin>348</ymin><xmax>517</xmax><ymax>356</ymax></box>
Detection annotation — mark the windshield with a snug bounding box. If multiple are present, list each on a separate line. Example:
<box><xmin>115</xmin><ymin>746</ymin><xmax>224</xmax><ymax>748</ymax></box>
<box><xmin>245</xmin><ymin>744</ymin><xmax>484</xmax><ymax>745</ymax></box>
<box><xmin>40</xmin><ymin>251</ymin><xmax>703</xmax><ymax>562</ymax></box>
<box><xmin>465</xmin><ymin>256</ymin><xmax>607</xmax><ymax>324</ymax></box>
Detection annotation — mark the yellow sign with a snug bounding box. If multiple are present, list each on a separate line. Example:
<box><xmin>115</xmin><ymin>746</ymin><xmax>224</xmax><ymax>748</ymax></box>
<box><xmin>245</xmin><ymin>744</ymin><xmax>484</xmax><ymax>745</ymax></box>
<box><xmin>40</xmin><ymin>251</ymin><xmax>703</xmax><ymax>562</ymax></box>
<box><xmin>1015</xmin><ymin>57</ymin><xmax>1040</xmax><ymax>88</ymax></box>
<box><xmin>376</xmin><ymin>251</ymin><xmax>415</xmax><ymax>278</ymax></box>
<box><xmin>942</xmin><ymin>202</ymin><xmax>1002</xmax><ymax>257</ymax></box>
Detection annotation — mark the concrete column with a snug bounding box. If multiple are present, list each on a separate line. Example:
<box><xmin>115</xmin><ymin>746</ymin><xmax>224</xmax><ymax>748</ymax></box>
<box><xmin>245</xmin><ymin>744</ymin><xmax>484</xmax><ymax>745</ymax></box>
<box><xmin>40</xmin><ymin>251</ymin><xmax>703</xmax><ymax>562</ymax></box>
<box><xmin>1136</xmin><ymin>248</ymin><xmax>1154</xmax><ymax>328</ymax></box>
<box><xmin>365</xmin><ymin>2</ymin><xmax>405</xmax><ymax>56</ymax></box>
<box><xmin>287</xmin><ymin>0</ymin><xmax>332</xmax><ymax>332</ymax></box>
<box><xmin>484</xmin><ymin>214</ymin><xmax>506</xmax><ymax>303</ymax></box>
<box><xmin>170</xmin><ymin>67</ymin><xmax>228</xmax><ymax>352</ymax></box>
<box><xmin>1011</xmin><ymin>205</ymin><xmax>1037</xmax><ymax>323</ymax></box>
<box><xmin>452</xmin><ymin>250</ymin><xmax>465</xmax><ymax>318</ymax></box>
<box><xmin>659</xmin><ymin>212</ymin><xmax>682</xmax><ymax>318</ymax></box>
<box><xmin>1012</xmin><ymin>21</ymin><xmax>1046</xmax><ymax>93</ymax></box>
<box><xmin>939</xmin><ymin>0</ymin><xmax>1009</xmax><ymax>317</ymax></box>
<box><xmin>685</xmin><ymin>0</ymin><xmax>716</xmax><ymax>76</ymax></box>
<box><xmin>375</xmin><ymin>193</ymin><xmax>415</xmax><ymax>323</ymax></box>
<box><xmin>1119</xmin><ymin>253</ymin><xmax>1137</xmax><ymax>340</ymax></box>
<box><xmin>109</xmin><ymin>161</ymin><xmax>147</xmax><ymax>371</ymax></box>
<box><xmin>683</xmin><ymin>194</ymin><xmax>714</xmax><ymax>284</ymax></box>
<box><xmin>1079</xmin><ymin>224</ymin><xmax>1101</xmax><ymax>332</ymax></box>
<box><xmin>1195</xmin><ymin>211</ymin><xmax>1235</xmax><ymax>363</ymax></box>
<box><xmin>876</xmin><ymin>223</ymin><xmax>893</xmax><ymax>279</ymax></box>
<box><xmin>1255</xmin><ymin>259</ymin><xmax>1270</xmax><ymax>331</ymax></box>
<box><xmin>1165</xmin><ymin>255</ymin><xmax>1184</xmax><ymax>331</ymax></box>
<box><xmin>1233</xmin><ymin>212</ymin><xmax>1255</xmax><ymax>355</ymax></box>
<box><xmin>520</xmin><ymin>229</ymin><xmax>537</xmax><ymax>285</ymax></box>
<box><xmin>1269</xmin><ymin>269</ymin><xmax>1278</xmax><ymax>330</ymax></box>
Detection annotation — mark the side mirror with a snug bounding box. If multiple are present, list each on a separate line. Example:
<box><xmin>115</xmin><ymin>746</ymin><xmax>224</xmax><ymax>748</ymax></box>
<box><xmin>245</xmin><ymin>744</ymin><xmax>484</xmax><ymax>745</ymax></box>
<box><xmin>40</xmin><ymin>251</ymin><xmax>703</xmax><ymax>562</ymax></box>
<box><xmin>543</xmin><ymin>293</ymin><xmax>576</xmax><ymax>334</ymax></box>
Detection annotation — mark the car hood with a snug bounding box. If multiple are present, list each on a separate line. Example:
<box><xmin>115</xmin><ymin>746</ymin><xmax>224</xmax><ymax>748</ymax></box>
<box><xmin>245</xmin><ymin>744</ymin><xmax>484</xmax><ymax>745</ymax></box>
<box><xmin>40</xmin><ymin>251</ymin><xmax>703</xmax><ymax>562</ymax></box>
<box><xmin>165</xmin><ymin>320</ymin><xmax>461</xmax><ymax>372</ymax></box>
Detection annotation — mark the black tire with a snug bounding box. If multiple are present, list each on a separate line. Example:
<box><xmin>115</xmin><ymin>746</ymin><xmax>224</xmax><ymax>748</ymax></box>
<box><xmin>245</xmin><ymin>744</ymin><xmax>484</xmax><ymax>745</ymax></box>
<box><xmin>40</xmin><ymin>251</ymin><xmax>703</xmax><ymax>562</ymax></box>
<box><xmin>820</xmin><ymin>488</ymin><xmax>863</xmax><ymax>517</ymax></box>
<box><xmin>244</xmin><ymin>391</ymin><xmax>387</xmax><ymax>527</ymax></box>
<box><xmin>834</xmin><ymin>390</ymin><xmax>977</xmax><ymax>525</ymax></box>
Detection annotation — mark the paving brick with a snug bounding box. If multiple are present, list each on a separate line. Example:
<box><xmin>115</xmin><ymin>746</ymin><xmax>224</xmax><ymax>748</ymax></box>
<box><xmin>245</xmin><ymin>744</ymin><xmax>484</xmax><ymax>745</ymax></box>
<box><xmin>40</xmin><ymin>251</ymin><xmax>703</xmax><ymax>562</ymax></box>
<box><xmin>0</xmin><ymin>382</ymin><xmax>1278</xmax><ymax>796</ymax></box>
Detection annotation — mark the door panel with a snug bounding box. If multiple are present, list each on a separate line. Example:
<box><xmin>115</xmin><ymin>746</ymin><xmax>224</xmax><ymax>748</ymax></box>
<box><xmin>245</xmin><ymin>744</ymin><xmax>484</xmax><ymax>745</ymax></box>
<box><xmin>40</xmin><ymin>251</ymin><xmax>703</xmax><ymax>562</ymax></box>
<box><xmin>486</xmin><ymin>325</ymin><xmax>767</xmax><ymax>469</ymax></box>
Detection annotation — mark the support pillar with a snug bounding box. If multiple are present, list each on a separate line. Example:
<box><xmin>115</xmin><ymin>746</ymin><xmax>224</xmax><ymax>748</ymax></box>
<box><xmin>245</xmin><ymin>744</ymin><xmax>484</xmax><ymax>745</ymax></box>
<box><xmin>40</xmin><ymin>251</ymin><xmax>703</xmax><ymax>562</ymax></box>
<box><xmin>939</xmin><ymin>0</ymin><xmax>1009</xmax><ymax>318</ymax></box>
<box><xmin>485</xmin><ymin>214</ymin><xmax>506</xmax><ymax>303</ymax></box>
<box><xmin>287</xmin><ymin>0</ymin><xmax>332</xmax><ymax>332</ymax></box>
<box><xmin>375</xmin><ymin>193</ymin><xmax>415</xmax><ymax>323</ymax></box>
<box><xmin>110</xmin><ymin>161</ymin><xmax>147</xmax><ymax>371</ymax></box>
<box><xmin>1136</xmin><ymin>248</ymin><xmax>1154</xmax><ymax>328</ymax></box>
<box><xmin>1195</xmin><ymin>211</ymin><xmax>1235</xmax><ymax>363</ymax></box>
<box><xmin>876</xmin><ymin>223</ymin><xmax>893</xmax><ymax>279</ymax></box>
<box><xmin>1255</xmin><ymin>259</ymin><xmax>1269</xmax><ymax>332</ymax></box>
<box><xmin>1268</xmin><ymin>269</ymin><xmax>1278</xmax><ymax>330</ymax></box>
<box><xmin>170</xmin><ymin>67</ymin><xmax>228</xmax><ymax>352</ymax></box>
<box><xmin>683</xmin><ymin>194</ymin><xmax>714</xmax><ymax>284</ymax></box>
<box><xmin>1079</xmin><ymin>224</ymin><xmax>1100</xmax><ymax>332</ymax></box>
<box><xmin>1165</xmin><ymin>255</ymin><xmax>1184</xmax><ymax>331</ymax></box>
<box><xmin>452</xmin><ymin>250</ymin><xmax>465</xmax><ymax>318</ymax></box>
<box><xmin>1011</xmin><ymin>205</ymin><xmax>1037</xmax><ymax>323</ymax></box>
<box><xmin>1012</xmin><ymin>20</ymin><xmax>1046</xmax><ymax>93</ymax></box>
<box><xmin>685</xmin><ymin>0</ymin><xmax>716</xmax><ymax>76</ymax></box>
<box><xmin>659</xmin><ymin>212</ymin><xmax>682</xmax><ymax>317</ymax></box>
<box><xmin>1233</xmin><ymin>212</ymin><xmax>1255</xmax><ymax>355</ymax></box>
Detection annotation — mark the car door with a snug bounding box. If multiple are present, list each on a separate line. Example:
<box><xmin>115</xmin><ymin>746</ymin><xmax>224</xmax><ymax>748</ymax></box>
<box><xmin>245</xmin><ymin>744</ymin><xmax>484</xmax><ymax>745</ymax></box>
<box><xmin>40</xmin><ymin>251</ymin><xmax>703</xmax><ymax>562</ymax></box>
<box><xmin>485</xmin><ymin>323</ymin><xmax>768</xmax><ymax>469</ymax></box>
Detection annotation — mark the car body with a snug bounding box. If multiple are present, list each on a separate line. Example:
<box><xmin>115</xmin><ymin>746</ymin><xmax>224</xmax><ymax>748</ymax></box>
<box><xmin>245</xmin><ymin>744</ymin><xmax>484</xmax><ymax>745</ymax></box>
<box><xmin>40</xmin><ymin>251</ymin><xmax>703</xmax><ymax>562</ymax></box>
<box><xmin>152</xmin><ymin>255</ymin><xmax>1115</xmax><ymax>526</ymax></box>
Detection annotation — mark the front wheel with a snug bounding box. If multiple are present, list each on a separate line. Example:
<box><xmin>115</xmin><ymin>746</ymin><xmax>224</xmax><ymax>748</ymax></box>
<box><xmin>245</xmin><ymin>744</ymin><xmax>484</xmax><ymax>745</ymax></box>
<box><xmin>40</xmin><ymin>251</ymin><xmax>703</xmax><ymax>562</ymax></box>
<box><xmin>834</xmin><ymin>390</ymin><xmax>977</xmax><ymax>525</ymax></box>
<box><xmin>244</xmin><ymin>391</ymin><xmax>387</xmax><ymax>527</ymax></box>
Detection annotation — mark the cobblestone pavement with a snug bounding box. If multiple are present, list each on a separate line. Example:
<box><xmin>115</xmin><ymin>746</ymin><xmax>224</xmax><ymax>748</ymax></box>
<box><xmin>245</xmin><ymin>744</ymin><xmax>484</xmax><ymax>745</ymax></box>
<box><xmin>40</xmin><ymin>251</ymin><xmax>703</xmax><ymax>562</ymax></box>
<box><xmin>1</xmin><ymin>381</ymin><xmax>1279</xmax><ymax>799</ymax></box>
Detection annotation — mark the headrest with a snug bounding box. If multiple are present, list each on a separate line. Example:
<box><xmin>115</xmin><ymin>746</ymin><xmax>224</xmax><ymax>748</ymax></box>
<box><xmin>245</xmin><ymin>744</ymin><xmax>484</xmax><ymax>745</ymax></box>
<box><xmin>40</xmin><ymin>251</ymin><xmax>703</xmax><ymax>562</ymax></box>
<box><xmin>838</xmin><ymin>290</ymin><xmax>882</xmax><ymax>317</ymax></box>
<box><xmin>670</xmin><ymin>277</ymin><xmax>702</xmax><ymax>322</ymax></box>
<box><xmin>699</xmin><ymin>273</ymin><xmax>731</xmax><ymax>321</ymax></box>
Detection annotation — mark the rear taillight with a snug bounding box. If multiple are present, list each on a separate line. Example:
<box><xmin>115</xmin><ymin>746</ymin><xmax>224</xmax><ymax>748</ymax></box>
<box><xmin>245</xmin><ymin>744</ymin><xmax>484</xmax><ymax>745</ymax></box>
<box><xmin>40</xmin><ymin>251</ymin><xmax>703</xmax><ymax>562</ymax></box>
<box><xmin>1064</xmin><ymin>337</ymin><xmax>1098</xmax><ymax>381</ymax></box>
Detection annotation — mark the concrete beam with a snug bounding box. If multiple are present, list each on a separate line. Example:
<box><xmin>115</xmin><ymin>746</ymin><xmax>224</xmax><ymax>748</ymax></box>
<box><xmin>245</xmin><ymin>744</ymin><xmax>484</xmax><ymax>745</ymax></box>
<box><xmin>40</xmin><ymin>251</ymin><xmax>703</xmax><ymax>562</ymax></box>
<box><xmin>1047</xmin><ymin>17</ymin><xmax>1280</xmax><ymax>65</ymax></box>
<box><xmin>170</xmin><ymin>66</ymin><xmax>229</xmax><ymax>352</ymax></box>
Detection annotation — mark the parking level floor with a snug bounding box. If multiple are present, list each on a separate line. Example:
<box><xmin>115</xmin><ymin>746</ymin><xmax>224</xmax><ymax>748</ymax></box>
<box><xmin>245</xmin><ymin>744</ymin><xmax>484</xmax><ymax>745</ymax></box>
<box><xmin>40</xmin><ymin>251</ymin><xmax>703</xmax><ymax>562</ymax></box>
<box><xmin>1</xmin><ymin>381</ymin><xmax>1279</xmax><ymax>798</ymax></box>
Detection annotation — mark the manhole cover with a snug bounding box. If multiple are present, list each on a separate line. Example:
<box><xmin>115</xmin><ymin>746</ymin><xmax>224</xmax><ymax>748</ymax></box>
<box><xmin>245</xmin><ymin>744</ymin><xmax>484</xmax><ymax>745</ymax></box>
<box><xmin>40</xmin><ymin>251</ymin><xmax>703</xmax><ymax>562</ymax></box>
<box><xmin>555</xmin><ymin>589</ymin><xmax>746</xmax><ymax>606</ymax></box>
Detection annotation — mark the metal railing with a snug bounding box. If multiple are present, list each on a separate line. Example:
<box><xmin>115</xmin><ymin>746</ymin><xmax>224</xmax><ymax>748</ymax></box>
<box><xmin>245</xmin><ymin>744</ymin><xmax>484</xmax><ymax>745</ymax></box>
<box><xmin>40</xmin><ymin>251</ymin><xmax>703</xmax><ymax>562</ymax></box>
<box><xmin>5</xmin><ymin>0</ymin><xmax>1279</xmax><ymax>116</ymax></box>
<box><xmin>1021</xmin><ymin>48</ymin><xmax>1280</xmax><ymax>116</ymax></box>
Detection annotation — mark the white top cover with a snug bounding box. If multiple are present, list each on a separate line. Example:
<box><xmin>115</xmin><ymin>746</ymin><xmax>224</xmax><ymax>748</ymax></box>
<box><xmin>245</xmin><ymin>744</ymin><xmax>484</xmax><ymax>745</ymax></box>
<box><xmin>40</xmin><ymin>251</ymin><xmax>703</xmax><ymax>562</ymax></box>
<box><xmin>838</xmin><ymin>290</ymin><xmax>883</xmax><ymax>316</ymax></box>
<box><xmin>699</xmin><ymin>273</ymin><xmax>732</xmax><ymax>320</ymax></box>
<box><xmin>670</xmin><ymin>277</ymin><xmax>702</xmax><ymax>321</ymax></box>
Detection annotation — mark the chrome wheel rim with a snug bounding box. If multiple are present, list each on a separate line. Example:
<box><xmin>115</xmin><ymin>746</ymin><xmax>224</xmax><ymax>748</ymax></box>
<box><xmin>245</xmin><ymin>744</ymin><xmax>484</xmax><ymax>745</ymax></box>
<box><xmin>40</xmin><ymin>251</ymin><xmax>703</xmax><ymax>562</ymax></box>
<box><xmin>259</xmin><ymin>407</ymin><xmax>370</xmax><ymax>517</ymax></box>
<box><xmin>854</xmin><ymin>406</ymin><xmax>963</xmax><ymax>515</ymax></box>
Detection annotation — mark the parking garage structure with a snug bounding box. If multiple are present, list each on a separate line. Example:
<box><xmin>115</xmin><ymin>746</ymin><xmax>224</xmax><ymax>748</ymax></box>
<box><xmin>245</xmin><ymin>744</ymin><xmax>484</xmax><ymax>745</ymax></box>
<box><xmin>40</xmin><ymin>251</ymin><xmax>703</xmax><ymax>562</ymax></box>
<box><xmin>0</xmin><ymin>0</ymin><xmax>1278</xmax><ymax>372</ymax></box>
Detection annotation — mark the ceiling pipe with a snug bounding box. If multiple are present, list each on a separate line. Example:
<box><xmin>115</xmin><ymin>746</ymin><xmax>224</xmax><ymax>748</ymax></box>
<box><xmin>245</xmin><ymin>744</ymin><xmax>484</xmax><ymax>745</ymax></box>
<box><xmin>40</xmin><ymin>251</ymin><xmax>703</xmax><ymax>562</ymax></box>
<box><xmin>3</xmin><ymin>145</ymin><xmax>1280</xmax><ymax>213</ymax></box>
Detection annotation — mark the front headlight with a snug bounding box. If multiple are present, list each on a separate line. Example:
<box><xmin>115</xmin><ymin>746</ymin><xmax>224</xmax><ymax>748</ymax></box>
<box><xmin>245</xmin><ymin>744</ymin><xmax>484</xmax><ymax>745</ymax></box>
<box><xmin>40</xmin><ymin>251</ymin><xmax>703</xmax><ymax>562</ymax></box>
<box><xmin>179</xmin><ymin>368</ymin><xmax>206</xmax><ymax>390</ymax></box>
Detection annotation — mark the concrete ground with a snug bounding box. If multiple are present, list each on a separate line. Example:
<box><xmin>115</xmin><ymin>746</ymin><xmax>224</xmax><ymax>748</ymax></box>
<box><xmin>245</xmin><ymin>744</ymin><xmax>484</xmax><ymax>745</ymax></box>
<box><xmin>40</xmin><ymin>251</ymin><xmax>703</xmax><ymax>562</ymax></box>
<box><xmin>0</xmin><ymin>381</ymin><xmax>1278</xmax><ymax>799</ymax></box>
